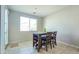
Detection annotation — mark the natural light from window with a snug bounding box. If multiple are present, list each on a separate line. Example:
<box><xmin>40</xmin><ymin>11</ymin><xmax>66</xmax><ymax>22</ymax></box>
<box><xmin>20</xmin><ymin>16</ymin><xmax>37</xmax><ymax>31</ymax></box>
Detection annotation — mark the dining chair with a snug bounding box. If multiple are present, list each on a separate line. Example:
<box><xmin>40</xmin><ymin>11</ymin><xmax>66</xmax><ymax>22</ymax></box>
<box><xmin>40</xmin><ymin>32</ymin><xmax>53</xmax><ymax>51</ymax></box>
<box><xmin>33</xmin><ymin>34</ymin><xmax>41</xmax><ymax>52</ymax></box>
<box><xmin>51</xmin><ymin>31</ymin><xmax>57</xmax><ymax>47</ymax></box>
<box><xmin>46</xmin><ymin>32</ymin><xmax>53</xmax><ymax>49</ymax></box>
<box><xmin>40</xmin><ymin>34</ymin><xmax>47</xmax><ymax>51</ymax></box>
<box><xmin>33</xmin><ymin>34</ymin><xmax>38</xmax><ymax>48</ymax></box>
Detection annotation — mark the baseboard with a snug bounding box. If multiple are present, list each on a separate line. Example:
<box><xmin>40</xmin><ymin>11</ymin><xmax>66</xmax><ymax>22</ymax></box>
<box><xmin>8</xmin><ymin>40</ymin><xmax>32</xmax><ymax>45</ymax></box>
<box><xmin>58</xmin><ymin>41</ymin><xmax>79</xmax><ymax>49</ymax></box>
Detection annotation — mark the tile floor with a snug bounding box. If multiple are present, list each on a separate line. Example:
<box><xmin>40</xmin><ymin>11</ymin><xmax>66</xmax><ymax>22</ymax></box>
<box><xmin>5</xmin><ymin>41</ymin><xmax>79</xmax><ymax>54</ymax></box>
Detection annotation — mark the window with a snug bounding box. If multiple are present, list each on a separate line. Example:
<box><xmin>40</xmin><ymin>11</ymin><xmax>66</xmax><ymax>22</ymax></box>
<box><xmin>30</xmin><ymin>18</ymin><xmax>37</xmax><ymax>31</ymax></box>
<box><xmin>5</xmin><ymin>9</ymin><xmax>8</xmax><ymax>45</ymax></box>
<box><xmin>20</xmin><ymin>17</ymin><xmax>29</xmax><ymax>31</ymax></box>
<box><xmin>20</xmin><ymin>16</ymin><xmax>37</xmax><ymax>31</ymax></box>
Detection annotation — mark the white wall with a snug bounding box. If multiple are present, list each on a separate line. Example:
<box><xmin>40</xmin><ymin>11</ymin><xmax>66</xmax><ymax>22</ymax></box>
<box><xmin>8</xmin><ymin>10</ymin><xmax>43</xmax><ymax>44</ymax></box>
<box><xmin>44</xmin><ymin>6</ymin><xmax>79</xmax><ymax>47</ymax></box>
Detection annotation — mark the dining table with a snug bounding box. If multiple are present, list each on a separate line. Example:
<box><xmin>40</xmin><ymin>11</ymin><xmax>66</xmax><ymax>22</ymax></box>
<box><xmin>33</xmin><ymin>31</ymin><xmax>57</xmax><ymax>52</ymax></box>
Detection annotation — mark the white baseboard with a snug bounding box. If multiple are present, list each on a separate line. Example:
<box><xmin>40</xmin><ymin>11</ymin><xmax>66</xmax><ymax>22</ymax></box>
<box><xmin>58</xmin><ymin>41</ymin><xmax>79</xmax><ymax>49</ymax></box>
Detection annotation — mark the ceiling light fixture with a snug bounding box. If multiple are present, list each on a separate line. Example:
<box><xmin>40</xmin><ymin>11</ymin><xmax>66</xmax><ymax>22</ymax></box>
<box><xmin>33</xmin><ymin>8</ymin><xmax>38</xmax><ymax>14</ymax></box>
<box><xmin>33</xmin><ymin>12</ymin><xmax>36</xmax><ymax>14</ymax></box>
<box><xmin>35</xmin><ymin>8</ymin><xmax>37</xmax><ymax>10</ymax></box>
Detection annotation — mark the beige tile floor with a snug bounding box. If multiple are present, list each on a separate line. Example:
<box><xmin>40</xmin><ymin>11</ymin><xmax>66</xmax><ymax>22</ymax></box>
<box><xmin>5</xmin><ymin>41</ymin><xmax>79</xmax><ymax>54</ymax></box>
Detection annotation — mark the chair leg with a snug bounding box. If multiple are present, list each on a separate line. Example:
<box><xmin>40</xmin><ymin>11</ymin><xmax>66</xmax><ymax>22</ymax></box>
<box><xmin>46</xmin><ymin>41</ymin><xmax>48</xmax><ymax>51</ymax></box>
<box><xmin>53</xmin><ymin>44</ymin><xmax>54</xmax><ymax>48</ymax></box>
<box><xmin>55</xmin><ymin>39</ymin><xmax>57</xmax><ymax>46</ymax></box>
<box><xmin>55</xmin><ymin>42</ymin><xmax>57</xmax><ymax>46</ymax></box>
<box><xmin>37</xmin><ymin>44</ymin><xmax>40</xmax><ymax>52</ymax></box>
<box><xmin>46</xmin><ymin>45</ymin><xmax>47</xmax><ymax>51</ymax></box>
<box><xmin>50</xmin><ymin>40</ymin><xmax>52</xmax><ymax>49</ymax></box>
<box><xmin>52</xmin><ymin>41</ymin><xmax>55</xmax><ymax>48</ymax></box>
<box><xmin>37</xmin><ymin>47</ymin><xmax>40</xmax><ymax>52</ymax></box>
<box><xmin>37</xmin><ymin>38</ymin><xmax>41</xmax><ymax>52</ymax></box>
<box><xmin>33</xmin><ymin>41</ymin><xmax>34</xmax><ymax>47</ymax></box>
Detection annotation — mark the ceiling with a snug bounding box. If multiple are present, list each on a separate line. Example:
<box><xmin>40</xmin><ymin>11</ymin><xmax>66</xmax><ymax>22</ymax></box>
<box><xmin>8</xmin><ymin>5</ymin><xmax>69</xmax><ymax>17</ymax></box>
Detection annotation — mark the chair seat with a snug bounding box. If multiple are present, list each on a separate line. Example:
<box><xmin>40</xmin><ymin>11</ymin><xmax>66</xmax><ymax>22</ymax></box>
<box><xmin>41</xmin><ymin>35</ymin><xmax>46</xmax><ymax>37</ymax></box>
<box><xmin>41</xmin><ymin>35</ymin><xmax>46</xmax><ymax>41</ymax></box>
<box><xmin>33</xmin><ymin>37</ymin><xmax>38</xmax><ymax>40</ymax></box>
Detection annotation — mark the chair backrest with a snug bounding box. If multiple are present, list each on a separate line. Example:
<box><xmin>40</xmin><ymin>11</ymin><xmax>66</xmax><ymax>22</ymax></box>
<box><xmin>52</xmin><ymin>31</ymin><xmax>57</xmax><ymax>38</ymax></box>
<box><xmin>46</xmin><ymin>32</ymin><xmax>53</xmax><ymax>40</ymax></box>
<box><xmin>33</xmin><ymin>34</ymin><xmax>38</xmax><ymax>40</ymax></box>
